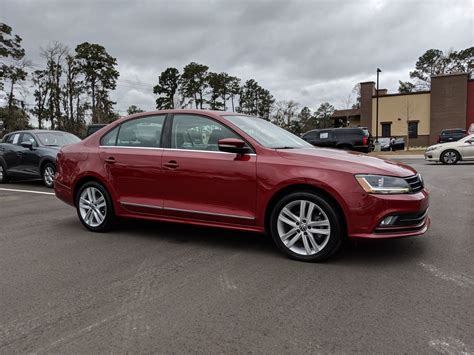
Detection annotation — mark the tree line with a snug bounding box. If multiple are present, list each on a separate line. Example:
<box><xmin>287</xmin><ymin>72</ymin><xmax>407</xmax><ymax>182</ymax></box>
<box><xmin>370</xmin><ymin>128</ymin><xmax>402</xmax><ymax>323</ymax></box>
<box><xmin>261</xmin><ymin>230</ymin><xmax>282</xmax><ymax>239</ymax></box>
<box><xmin>1</xmin><ymin>23</ymin><xmax>119</xmax><ymax>136</ymax></box>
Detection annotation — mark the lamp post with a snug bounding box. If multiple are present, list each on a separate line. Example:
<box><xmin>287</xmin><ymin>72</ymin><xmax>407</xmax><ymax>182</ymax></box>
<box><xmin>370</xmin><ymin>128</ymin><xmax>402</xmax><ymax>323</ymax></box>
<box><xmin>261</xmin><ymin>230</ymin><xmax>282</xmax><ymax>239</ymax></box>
<box><xmin>376</xmin><ymin>68</ymin><xmax>382</xmax><ymax>143</ymax></box>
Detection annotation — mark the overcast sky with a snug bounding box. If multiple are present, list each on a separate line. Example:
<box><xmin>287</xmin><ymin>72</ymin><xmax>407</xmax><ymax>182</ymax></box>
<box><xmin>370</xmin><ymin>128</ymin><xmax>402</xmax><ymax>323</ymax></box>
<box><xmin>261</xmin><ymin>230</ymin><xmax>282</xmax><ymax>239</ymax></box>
<box><xmin>1</xmin><ymin>0</ymin><xmax>473</xmax><ymax>116</ymax></box>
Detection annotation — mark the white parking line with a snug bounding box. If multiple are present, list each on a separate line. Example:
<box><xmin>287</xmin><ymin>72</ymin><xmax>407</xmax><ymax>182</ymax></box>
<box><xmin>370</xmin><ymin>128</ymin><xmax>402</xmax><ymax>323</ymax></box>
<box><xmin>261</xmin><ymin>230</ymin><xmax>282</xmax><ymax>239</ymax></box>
<box><xmin>419</xmin><ymin>262</ymin><xmax>474</xmax><ymax>289</ymax></box>
<box><xmin>0</xmin><ymin>187</ymin><xmax>55</xmax><ymax>196</ymax></box>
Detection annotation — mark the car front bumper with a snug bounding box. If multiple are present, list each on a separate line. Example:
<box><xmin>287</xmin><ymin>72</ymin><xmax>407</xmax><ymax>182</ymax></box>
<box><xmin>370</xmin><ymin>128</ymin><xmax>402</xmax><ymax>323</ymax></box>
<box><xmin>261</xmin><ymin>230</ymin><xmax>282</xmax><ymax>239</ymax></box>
<box><xmin>347</xmin><ymin>189</ymin><xmax>430</xmax><ymax>239</ymax></box>
<box><xmin>424</xmin><ymin>150</ymin><xmax>441</xmax><ymax>161</ymax></box>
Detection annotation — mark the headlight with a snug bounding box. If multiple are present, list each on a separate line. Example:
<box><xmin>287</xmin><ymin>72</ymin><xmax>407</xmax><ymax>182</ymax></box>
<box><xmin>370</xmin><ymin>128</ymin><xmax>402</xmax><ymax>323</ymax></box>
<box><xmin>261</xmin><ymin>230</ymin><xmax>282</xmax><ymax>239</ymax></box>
<box><xmin>426</xmin><ymin>145</ymin><xmax>440</xmax><ymax>152</ymax></box>
<box><xmin>355</xmin><ymin>174</ymin><xmax>410</xmax><ymax>194</ymax></box>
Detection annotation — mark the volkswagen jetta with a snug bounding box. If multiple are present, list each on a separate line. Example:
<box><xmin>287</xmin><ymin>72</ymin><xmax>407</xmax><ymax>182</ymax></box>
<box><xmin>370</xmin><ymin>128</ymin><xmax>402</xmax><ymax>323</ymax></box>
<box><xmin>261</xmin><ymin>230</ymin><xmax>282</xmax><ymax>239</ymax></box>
<box><xmin>54</xmin><ymin>110</ymin><xmax>430</xmax><ymax>261</ymax></box>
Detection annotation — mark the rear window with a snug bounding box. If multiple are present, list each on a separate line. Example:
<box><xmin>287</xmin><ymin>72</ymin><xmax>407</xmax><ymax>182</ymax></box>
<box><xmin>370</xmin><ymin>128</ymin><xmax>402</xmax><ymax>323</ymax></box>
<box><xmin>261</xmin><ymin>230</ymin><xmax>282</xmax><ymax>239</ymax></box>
<box><xmin>441</xmin><ymin>129</ymin><xmax>465</xmax><ymax>135</ymax></box>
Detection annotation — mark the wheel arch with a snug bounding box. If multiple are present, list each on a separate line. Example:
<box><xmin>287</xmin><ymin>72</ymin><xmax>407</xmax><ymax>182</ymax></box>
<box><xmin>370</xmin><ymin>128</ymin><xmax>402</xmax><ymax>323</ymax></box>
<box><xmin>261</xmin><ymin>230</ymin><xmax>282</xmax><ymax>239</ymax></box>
<box><xmin>440</xmin><ymin>148</ymin><xmax>462</xmax><ymax>162</ymax></box>
<box><xmin>264</xmin><ymin>183</ymin><xmax>348</xmax><ymax>236</ymax></box>
<box><xmin>72</xmin><ymin>175</ymin><xmax>112</xmax><ymax>207</ymax></box>
<box><xmin>39</xmin><ymin>158</ymin><xmax>56</xmax><ymax>174</ymax></box>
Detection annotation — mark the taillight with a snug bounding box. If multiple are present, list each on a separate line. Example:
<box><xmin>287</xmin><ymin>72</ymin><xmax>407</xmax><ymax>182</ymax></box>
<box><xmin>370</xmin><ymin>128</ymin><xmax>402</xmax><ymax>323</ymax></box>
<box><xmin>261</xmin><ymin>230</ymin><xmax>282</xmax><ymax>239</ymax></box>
<box><xmin>363</xmin><ymin>137</ymin><xmax>368</xmax><ymax>145</ymax></box>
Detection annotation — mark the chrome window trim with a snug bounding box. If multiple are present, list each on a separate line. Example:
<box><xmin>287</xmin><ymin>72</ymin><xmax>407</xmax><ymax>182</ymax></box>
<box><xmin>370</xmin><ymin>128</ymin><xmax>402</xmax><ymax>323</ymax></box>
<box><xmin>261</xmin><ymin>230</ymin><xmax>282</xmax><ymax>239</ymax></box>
<box><xmin>99</xmin><ymin>145</ymin><xmax>163</xmax><ymax>150</ymax></box>
<box><xmin>120</xmin><ymin>201</ymin><xmax>255</xmax><ymax>220</ymax></box>
<box><xmin>99</xmin><ymin>145</ymin><xmax>256</xmax><ymax>156</ymax></box>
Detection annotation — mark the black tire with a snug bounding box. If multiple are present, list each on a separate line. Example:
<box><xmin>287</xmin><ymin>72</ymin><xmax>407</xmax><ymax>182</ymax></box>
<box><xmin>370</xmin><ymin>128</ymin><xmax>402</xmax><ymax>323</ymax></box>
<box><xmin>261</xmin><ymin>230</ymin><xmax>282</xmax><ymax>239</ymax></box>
<box><xmin>76</xmin><ymin>181</ymin><xmax>116</xmax><ymax>232</ymax></box>
<box><xmin>0</xmin><ymin>161</ymin><xmax>9</xmax><ymax>183</ymax></box>
<box><xmin>41</xmin><ymin>162</ymin><xmax>56</xmax><ymax>188</ymax></box>
<box><xmin>269</xmin><ymin>191</ymin><xmax>344</xmax><ymax>262</ymax></box>
<box><xmin>440</xmin><ymin>150</ymin><xmax>460</xmax><ymax>165</ymax></box>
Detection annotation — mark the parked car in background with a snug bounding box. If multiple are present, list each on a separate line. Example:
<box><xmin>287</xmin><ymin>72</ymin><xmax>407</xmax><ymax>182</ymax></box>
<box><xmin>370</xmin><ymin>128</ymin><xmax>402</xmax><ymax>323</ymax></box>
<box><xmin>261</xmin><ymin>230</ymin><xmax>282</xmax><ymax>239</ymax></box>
<box><xmin>438</xmin><ymin>128</ymin><xmax>468</xmax><ymax>143</ymax></box>
<box><xmin>425</xmin><ymin>134</ymin><xmax>474</xmax><ymax>164</ymax></box>
<box><xmin>55</xmin><ymin>110</ymin><xmax>429</xmax><ymax>262</ymax></box>
<box><xmin>85</xmin><ymin>124</ymin><xmax>107</xmax><ymax>137</ymax></box>
<box><xmin>301</xmin><ymin>127</ymin><xmax>373</xmax><ymax>153</ymax></box>
<box><xmin>379</xmin><ymin>137</ymin><xmax>405</xmax><ymax>151</ymax></box>
<box><xmin>0</xmin><ymin>130</ymin><xmax>81</xmax><ymax>187</ymax></box>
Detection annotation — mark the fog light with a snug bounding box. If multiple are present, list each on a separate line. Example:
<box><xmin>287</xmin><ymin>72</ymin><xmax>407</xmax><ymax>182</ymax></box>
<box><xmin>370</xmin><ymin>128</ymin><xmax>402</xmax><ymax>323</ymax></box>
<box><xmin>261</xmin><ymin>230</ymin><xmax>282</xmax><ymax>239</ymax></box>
<box><xmin>380</xmin><ymin>216</ymin><xmax>398</xmax><ymax>226</ymax></box>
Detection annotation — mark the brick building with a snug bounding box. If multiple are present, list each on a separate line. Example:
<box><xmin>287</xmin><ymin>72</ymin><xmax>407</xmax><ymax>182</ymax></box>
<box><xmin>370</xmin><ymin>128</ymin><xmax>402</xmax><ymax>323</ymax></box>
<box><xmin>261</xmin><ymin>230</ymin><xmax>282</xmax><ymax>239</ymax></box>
<box><xmin>332</xmin><ymin>72</ymin><xmax>474</xmax><ymax>147</ymax></box>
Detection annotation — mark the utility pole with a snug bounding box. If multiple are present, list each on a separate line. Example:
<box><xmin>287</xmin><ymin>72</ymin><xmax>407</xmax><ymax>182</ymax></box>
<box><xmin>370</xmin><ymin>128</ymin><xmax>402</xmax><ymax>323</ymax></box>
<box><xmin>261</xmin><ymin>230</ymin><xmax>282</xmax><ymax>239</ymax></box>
<box><xmin>376</xmin><ymin>68</ymin><xmax>382</xmax><ymax>143</ymax></box>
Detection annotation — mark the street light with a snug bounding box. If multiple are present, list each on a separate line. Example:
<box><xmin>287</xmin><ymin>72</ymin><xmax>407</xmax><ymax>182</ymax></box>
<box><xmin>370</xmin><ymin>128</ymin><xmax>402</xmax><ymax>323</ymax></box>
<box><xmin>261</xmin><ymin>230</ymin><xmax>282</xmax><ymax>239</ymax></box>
<box><xmin>376</xmin><ymin>68</ymin><xmax>382</xmax><ymax>143</ymax></box>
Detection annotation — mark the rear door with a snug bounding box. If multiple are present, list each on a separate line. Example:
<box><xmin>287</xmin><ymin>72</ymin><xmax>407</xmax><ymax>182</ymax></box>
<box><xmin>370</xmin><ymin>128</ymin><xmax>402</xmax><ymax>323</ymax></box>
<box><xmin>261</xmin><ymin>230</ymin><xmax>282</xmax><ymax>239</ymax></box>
<box><xmin>98</xmin><ymin>115</ymin><xmax>166</xmax><ymax>213</ymax></box>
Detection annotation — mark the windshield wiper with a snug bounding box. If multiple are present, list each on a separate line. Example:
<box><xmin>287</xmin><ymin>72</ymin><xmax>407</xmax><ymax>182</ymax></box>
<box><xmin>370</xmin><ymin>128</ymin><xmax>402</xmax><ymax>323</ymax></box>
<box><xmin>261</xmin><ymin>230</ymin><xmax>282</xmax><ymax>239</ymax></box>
<box><xmin>274</xmin><ymin>146</ymin><xmax>296</xmax><ymax>149</ymax></box>
<box><xmin>45</xmin><ymin>144</ymin><xmax>59</xmax><ymax>147</ymax></box>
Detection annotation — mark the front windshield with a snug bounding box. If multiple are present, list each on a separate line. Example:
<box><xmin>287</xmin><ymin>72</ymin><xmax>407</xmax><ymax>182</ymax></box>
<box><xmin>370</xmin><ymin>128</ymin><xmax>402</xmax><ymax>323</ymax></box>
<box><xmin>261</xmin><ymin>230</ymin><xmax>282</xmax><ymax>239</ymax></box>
<box><xmin>36</xmin><ymin>132</ymin><xmax>81</xmax><ymax>147</ymax></box>
<box><xmin>224</xmin><ymin>115</ymin><xmax>313</xmax><ymax>149</ymax></box>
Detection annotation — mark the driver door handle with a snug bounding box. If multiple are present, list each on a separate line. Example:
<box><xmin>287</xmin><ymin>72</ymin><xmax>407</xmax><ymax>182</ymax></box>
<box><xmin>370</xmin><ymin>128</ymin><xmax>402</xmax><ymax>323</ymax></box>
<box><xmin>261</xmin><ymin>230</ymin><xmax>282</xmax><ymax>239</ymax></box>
<box><xmin>163</xmin><ymin>160</ymin><xmax>179</xmax><ymax>170</ymax></box>
<box><xmin>105</xmin><ymin>157</ymin><xmax>116</xmax><ymax>164</ymax></box>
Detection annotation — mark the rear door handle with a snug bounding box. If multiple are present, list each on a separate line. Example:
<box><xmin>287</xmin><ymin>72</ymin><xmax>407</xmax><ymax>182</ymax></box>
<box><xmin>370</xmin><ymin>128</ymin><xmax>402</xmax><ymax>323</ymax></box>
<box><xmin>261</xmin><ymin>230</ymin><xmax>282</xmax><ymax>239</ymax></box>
<box><xmin>163</xmin><ymin>160</ymin><xmax>179</xmax><ymax>169</ymax></box>
<box><xmin>105</xmin><ymin>157</ymin><xmax>116</xmax><ymax>164</ymax></box>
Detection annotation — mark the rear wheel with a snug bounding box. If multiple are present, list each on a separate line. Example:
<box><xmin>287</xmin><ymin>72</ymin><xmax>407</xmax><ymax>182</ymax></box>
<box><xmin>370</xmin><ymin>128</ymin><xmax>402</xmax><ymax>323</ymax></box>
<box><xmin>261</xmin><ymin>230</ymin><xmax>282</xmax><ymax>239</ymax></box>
<box><xmin>269</xmin><ymin>192</ymin><xmax>343</xmax><ymax>262</ymax></box>
<box><xmin>42</xmin><ymin>162</ymin><xmax>56</xmax><ymax>188</ymax></box>
<box><xmin>441</xmin><ymin>150</ymin><xmax>459</xmax><ymax>165</ymax></box>
<box><xmin>76</xmin><ymin>181</ymin><xmax>115</xmax><ymax>232</ymax></box>
<box><xmin>0</xmin><ymin>162</ymin><xmax>9</xmax><ymax>183</ymax></box>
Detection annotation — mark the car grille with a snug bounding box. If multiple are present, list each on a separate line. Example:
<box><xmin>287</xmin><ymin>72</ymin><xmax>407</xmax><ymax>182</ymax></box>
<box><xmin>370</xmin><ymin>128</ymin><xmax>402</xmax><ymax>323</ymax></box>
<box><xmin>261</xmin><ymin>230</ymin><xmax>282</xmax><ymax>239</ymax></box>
<box><xmin>404</xmin><ymin>174</ymin><xmax>424</xmax><ymax>193</ymax></box>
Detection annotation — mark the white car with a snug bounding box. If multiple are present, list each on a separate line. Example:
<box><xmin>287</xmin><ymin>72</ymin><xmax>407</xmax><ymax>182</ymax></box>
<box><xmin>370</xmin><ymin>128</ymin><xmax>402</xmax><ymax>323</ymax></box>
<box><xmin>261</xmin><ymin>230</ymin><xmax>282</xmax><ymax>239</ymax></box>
<box><xmin>425</xmin><ymin>134</ymin><xmax>474</xmax><ymax>164</ymax></box>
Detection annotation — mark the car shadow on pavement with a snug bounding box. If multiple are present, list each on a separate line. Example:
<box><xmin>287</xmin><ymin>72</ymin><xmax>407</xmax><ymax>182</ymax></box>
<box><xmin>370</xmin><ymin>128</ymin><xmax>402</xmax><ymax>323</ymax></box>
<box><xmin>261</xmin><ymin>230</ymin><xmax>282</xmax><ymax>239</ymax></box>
<box><xmin>101</xmin><ymin>218</ymin><xmax>426</xmax><ymax>265</ymax></box>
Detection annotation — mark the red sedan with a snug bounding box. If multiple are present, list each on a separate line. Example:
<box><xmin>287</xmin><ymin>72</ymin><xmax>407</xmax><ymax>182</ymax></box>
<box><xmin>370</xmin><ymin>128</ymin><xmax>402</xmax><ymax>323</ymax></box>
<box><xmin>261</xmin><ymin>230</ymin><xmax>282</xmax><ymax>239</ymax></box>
<box><xmin>54</xmin><ymin>110</ymin><xmax>430</xmax><ymax>261</ymax></box>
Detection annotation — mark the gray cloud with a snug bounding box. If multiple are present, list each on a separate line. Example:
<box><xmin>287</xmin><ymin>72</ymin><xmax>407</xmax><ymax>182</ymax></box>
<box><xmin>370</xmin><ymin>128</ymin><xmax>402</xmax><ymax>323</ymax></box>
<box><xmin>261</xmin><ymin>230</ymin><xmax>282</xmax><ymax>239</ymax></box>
<box><xmin>1</xmin><ymin>0</ymin><xmax>472</xmax><ymax>116</ymax></box>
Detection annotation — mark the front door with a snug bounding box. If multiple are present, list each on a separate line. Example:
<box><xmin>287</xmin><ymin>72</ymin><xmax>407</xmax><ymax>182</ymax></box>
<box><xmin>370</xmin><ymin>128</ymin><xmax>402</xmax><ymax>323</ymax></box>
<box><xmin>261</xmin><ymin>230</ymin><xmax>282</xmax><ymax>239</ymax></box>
<box><xmin>99</xmin><ymin>115</ymin><xmax>166</xmax><ymax>214</ymax></box>
<box><xmin>460</xmin><ymin>138</ymin><xmax>474</xmax><ymax>160</ymax></box>
<box><xmin>18</xmin><ymin>132</ymin><xmax>41</xmax><ymax>176</ymax></box>
<box><xmin>161</xmin><ymin>114</ymin><xmax>257</xmax><ymax>225</ymax></box>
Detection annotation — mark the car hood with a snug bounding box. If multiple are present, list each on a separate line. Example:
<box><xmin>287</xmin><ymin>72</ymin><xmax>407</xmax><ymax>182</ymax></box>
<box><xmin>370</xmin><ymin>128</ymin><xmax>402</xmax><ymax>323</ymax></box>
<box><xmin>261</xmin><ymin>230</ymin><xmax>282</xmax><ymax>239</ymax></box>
<box><xmin>428</xmin><ymin>141</ymin><xmax>461</xmax><ymax>150</ymax></box>
<box><xmin>276</xmin><ymin>148</ymin><xmax>417</xmax><ymax>177</ymax></box>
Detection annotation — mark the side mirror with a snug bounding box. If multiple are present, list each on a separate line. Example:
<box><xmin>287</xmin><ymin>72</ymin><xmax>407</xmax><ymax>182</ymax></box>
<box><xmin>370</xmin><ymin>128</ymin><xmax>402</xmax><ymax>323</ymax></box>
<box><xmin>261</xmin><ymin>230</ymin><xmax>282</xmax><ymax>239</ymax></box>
<box><xmin>218</xmin><ymin>138</ymin><xmax>250</xmax><ymax>155</ymax></box>
<box><xmin>21</xmin><ymin>141</ymin><xmax>33</xmax><ymax>150</ymax></box>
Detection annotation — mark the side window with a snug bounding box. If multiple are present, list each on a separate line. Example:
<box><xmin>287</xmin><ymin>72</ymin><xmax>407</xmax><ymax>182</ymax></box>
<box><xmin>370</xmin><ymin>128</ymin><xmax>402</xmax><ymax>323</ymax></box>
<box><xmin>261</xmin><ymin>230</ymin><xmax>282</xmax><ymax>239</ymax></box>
<box><xmin>171</xmin><ymin>114</ymin><xmax>240</xmax><ymax>151</ymax></box>
<box><xmin>21</xmin><ymin>133</ymin><xmax>38</xmax><ymax>147</ymax></box>
<box><xmin>320</xmin><ymin>131</ymin><xmax>329</xmax><ymax>139</ymax></box>
<box><xmin>8</xmin><ymin>133</ymin><xmax>20</xmax><ymax>145</ymax></box>
<box><xmin>116</xmin><ymin>115</ymin><xmax>165</xmax><ymax>148</ymax></box>
<box><xmin>101</xmin><ymin>126</ymin><xmax>119</xmax><ymax>146</ymax></box>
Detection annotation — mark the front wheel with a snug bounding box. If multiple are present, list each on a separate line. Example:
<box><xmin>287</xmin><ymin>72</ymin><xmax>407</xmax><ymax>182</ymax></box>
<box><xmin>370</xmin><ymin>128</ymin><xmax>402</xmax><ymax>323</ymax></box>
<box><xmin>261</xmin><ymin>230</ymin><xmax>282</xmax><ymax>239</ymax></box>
<box><xmin>269</xmin><ymin>192</ymin><xmax>344</xmax><ymax>262</ymax></box>
<box><xmin>76</xmin><ymin>181</ymin><xmax>115</xmax><ymax>232</ymax></box>
<box><xmin>441</xmin><ymin>150</ymin><xmax>459</xmax><ymax>165</ymax></box>
<box><xmin>42</xmin><ymin>162</ymin><xmax>56</xmax><ymax>188</ymax></box>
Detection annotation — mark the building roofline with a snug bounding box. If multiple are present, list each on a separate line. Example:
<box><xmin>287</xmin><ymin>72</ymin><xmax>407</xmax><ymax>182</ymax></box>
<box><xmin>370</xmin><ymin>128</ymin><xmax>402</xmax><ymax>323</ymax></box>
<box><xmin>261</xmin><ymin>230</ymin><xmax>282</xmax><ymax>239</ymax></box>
<box><xmin>371</xmin><ymin>90</ymin><xmax>431</xmax><ymax>98</ymax></box>
<box><xmin>431</xmin><ymin>72</ymin><xmax>469</xmax><ymax>78</ymax></box>
<box><xmin>360</xmin><ymin>81</ymin><xmax>375</xmax><ymax>85</ymax></box>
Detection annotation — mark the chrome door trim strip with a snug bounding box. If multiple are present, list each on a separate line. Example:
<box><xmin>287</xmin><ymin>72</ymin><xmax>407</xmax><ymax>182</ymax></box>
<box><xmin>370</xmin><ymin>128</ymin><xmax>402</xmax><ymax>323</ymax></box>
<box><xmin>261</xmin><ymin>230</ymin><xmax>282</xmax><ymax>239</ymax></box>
<box><xmin>121</xmin><ymin>201</ymin><xmax>163</xmax><ymax>210</ymax></box>
<box><xmin>163</xmin><ymin>206</ymin><xmax>255</xmax><ymax>220</ymax></box>
<box><xmin>121</xmin><ymin>201</ymin><xmax>254</xmax><ymax>220</ymax></box>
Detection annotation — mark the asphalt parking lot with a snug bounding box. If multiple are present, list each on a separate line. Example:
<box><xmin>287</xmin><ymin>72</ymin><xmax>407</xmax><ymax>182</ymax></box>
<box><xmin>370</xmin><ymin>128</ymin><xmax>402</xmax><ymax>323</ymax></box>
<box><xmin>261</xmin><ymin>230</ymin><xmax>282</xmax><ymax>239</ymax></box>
<box><xmin>0</xmin><ymin>159</ymin><xmax>473</xmax><ymax>354</ymax></box>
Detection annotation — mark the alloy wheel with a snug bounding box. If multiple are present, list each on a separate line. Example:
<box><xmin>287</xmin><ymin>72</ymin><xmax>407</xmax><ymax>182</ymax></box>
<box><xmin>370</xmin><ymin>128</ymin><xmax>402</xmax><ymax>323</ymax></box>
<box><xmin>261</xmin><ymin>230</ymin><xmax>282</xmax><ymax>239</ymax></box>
<box><xmin>0</xmin><ymin>165</ymin><xmax>4</xmax><ymax>181</ymax></box>
<box><xmin>79</xmin><ymin>187</ymin><xmax>107</xmax><ymax>227</ymax></box>
<box><xmin>43</xmin><ymin>165</ymin><xmax>55</xmax><ymax>186</ymax></box>
<box><xmin>277</xmin><ymin>199</ymin><xmax>331</xmax><ymax>256</ymax></box>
